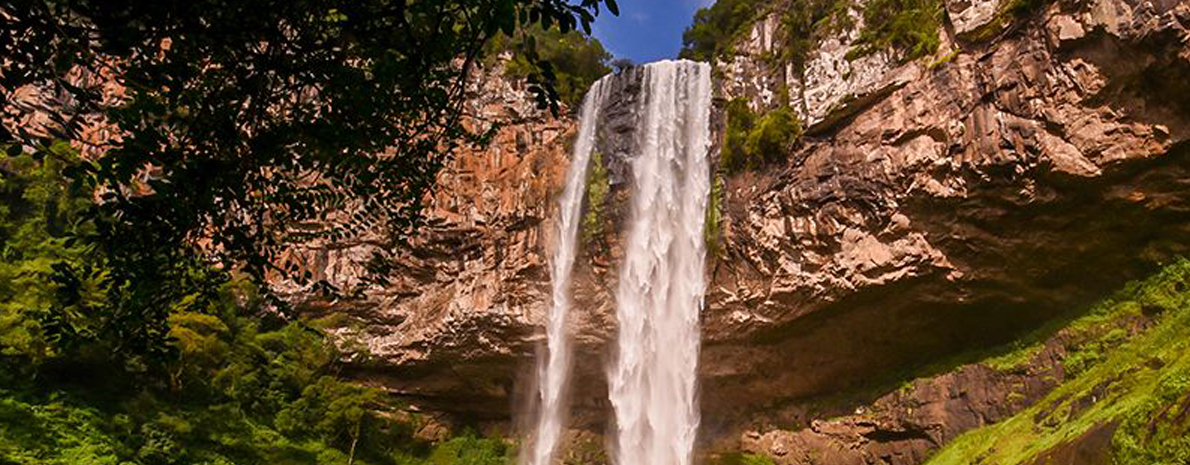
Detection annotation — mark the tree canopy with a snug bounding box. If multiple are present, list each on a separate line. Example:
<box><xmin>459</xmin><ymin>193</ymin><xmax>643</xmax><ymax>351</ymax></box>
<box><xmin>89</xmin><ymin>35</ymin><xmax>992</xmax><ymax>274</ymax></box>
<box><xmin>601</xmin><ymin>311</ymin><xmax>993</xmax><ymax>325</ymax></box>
<box><xmin>680</xmin><ymin>0</ymin><xmax>775</xmax><ymax>62</ymax></box>
<box><xmin>0</xmin><ymin>0</ymin><xmax>618</xmax><ymax>363</ymax></box>
<box><xmin>489</xmin><ymin>25</ymin><xmax>613</xmax><ymax>106</ymax></box>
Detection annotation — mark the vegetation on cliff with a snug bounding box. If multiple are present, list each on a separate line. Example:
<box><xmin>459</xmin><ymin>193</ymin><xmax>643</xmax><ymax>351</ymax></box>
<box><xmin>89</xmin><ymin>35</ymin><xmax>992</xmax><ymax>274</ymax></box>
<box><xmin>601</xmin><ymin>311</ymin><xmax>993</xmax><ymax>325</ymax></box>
<box><xmin>704</xmin><ymin>174</ymin><xmax>725</xmax><ymax>257</ymax></box>
<box><xmin>923</xmin><ymin>259</ymin><xmax>1190</xmax><ymax>464</ymax></box>
<box><xmin>680</xmin><ymin>0</ymin><xmax>767</xmax><ymax>62</ymax></box>
<box><xmin>720</xmin><ymin>98</ymin><xmax>801</xmax><ymax>175</ymax></box>
<box><xmin>581</xmin><ymin>150</ymin><xmax>610</xmax><ymax>245</ymax></box>
<box><xmin>778</xmin><ymin>0</ymin><xmax>854</xmax><ymax>71</ymax></box>
<box><xmin>488</xmin><ymin>26</ymin><xmax>614</xmax><ymax>106</ymax></box>
<box><xmin>681</xmin><ymin>0</ymin><xmax>944</xmax><ymax>64</ymax></box>
<box><xmin>850</xmin><ymin>0</ymin><xmax>943</xmax><ymax>60</ymax></box>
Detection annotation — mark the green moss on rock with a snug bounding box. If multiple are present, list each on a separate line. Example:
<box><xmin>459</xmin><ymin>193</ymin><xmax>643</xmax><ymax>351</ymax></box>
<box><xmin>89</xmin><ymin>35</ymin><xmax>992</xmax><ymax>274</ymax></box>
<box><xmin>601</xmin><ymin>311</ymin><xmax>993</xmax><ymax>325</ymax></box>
<box><xmin>705</xmin><ymin>174</ymin><xmax>725</xmax><ymax>258</ymax></box>
<box><xmin>923</xmin><ymin>259</ymin><xmax>1190</xmax><ymax>465</ymax></box>
<box><xmin>581</xmin><ymin>151</ymin><xmax>610</xmax><ymax>244</ymax></box>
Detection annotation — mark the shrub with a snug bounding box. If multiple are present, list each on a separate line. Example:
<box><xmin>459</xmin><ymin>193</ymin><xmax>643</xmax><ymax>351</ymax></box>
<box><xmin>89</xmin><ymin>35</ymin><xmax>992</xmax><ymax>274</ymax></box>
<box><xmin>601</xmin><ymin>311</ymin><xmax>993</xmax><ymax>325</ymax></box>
<box><xmin>490</xmin><ymin>25</ymin><xmax>612</xmax><ymax>106</ymax></box>
<box><xmin>679</xmin><ymin>0</ymin><xmax>766</xmax><ymax>61</ymax></box>
<box><xmin>705</xmin><ymin>174</ymin><xmax>725</xmax><ymax>257</ymax></box>
<box><xmin>581</xmin><ymin>151</ymin><xmax>609</xmax><ymax>243</ymax></box>
<box><xmin>851</xmin><ymin>0</ymin><xmax>944</xmax><ymax>60</ymax></box>
<box><xmin>746</xmin><ymin>106</ymin><xmax>800</xmax><ymax>163</ymax></box>
<box><xmin>426</xmin><ymin>434</ymin><xmax>510</xmax><ymax>465</ymax></box>
<box><xmin>720</xmin><ymin>98</ymin><xmax>757</xmax><ymax>174</ymax></box>
<box><xmin>0</xmin><ymin>143</ymin><xmax>96</xmax><ymax>367</ymax></box>
<box><xmin>779</xmin><ymin>0</ymin><xmax>853</xmax><ymax>71</ymax></box>
<box><xmin>720</xmin><ymin>99</ymin><xmax>801</xmax><ymax>174</ymax></box>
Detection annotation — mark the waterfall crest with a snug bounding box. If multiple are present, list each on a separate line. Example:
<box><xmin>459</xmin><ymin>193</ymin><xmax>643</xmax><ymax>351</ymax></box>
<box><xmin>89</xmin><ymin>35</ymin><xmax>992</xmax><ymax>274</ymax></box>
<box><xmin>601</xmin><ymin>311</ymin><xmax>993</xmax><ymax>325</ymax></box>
<box><xmin>524</xmin><ymin>76</ymin><xmax>609</xmax><ymax>465</ymax></box>
<box><xmin>608</xmin><ymin>60</ymin><xmax>712</xmax><ymax>465</ymax></box>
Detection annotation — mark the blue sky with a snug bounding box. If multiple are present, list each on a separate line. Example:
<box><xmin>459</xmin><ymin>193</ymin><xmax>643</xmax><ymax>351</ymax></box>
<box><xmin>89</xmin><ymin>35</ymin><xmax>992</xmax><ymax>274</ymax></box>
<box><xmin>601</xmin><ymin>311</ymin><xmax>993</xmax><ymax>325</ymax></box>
<box><xmin>591</xmin><ymin>0</ymin><xmax>715</xmax><ymax>64</ymax></box>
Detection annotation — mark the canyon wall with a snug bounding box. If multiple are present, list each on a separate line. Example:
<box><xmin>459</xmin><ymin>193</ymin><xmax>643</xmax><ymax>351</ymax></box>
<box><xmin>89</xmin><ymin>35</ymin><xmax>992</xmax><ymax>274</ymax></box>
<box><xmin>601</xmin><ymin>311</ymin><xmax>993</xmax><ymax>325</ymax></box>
<box><xmin>287</xmin><ymin>0</ymin><xmax>1190</xmax><ymax>461</ymax></box>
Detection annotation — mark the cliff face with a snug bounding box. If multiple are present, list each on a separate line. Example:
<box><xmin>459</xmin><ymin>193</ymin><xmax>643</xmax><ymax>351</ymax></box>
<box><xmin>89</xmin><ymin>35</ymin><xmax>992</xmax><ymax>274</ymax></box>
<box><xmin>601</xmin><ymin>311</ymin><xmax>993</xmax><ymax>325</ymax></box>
<box><xmin>278</xmin><ymin>63</ymin><xmax>582</xmax><ymax>419</ymax></box>
<box><xmin>290</xmin><ymin>0</ymin><xmax>1190</xmax><ymax>461</ymax></box>
<box><xmin>705</xmin><ymin>0</ymin><xmax>1190</xmax><ymax>415</ymax></box>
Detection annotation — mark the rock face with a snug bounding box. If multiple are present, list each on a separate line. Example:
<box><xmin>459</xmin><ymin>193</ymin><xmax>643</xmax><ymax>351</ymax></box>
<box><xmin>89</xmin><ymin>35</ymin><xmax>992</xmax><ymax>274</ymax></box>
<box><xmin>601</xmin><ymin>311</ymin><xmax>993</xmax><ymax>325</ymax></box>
<box><xmin>716</xmin><ymin>0</ymin><xmax>907</xmax><ymax>129</ymax></box>
<box><xmin>702</xmin><ymin>0</ymin><xmax>1190</xmax><ymax>424</ymax></box>
<box><xmin>291</xmin><ymin>0</ymin><xmax>1190</xmax><ymax>461</ymax></box>
<box><xmin>735</xmin><ymin>305</ymin><xmax>1159</xmax><ymax>464</ymax></box>
<box><xmin>947</xmin><ymin>0</ymin><xmax>1005</xmax><ymax>36</ymax></box>
<box><xmin>281</xmin><ymin>61</ymin><xmax>580</xmax><ymax>418</ymax></box>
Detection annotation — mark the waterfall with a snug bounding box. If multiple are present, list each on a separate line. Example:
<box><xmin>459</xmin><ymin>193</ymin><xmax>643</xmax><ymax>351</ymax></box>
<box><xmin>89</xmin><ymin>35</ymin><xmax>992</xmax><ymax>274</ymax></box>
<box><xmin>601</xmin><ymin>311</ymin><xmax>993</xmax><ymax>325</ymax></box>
<box><xmin>525</xmin><ymin>75</ymin><xmax>609</xmax><ymax>465</ymax></box>
<box><xmin>526</xmin><ymin>59</ymin><xmax>711</xmax><ymax>465</ymax></box>
<box><xmin>608</xmin><ymin>60</ymin><xmax>712</xmax><ymax>465</ymax></box>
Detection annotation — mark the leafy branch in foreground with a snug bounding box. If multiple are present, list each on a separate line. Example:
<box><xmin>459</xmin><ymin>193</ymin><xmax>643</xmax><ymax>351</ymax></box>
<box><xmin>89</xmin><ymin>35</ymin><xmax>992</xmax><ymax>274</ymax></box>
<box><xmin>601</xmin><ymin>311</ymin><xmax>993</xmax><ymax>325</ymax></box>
<box><xmin>0</xmin><ymin>0</ymin><xmax>618</xmax><ymax>363</ymax></box>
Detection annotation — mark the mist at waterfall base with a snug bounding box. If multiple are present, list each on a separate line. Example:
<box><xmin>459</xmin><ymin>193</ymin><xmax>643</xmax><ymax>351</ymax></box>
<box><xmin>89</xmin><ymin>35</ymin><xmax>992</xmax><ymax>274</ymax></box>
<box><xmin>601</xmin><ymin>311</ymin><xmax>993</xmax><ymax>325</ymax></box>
<box><xmin>523</xmin><ymin>60</ymin><xmax>713</xmax><ymax>465</ymax></box>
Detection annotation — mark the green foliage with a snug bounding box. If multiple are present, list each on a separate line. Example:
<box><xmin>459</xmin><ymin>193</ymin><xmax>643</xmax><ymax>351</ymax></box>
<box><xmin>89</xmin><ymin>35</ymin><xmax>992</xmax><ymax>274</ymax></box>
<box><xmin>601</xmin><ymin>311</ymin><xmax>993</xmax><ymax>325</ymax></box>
<box><xmin>721</xmin><ymin>99</ymin><xmax>756</xmax><ymax>174</ymax></box>
<box><xmin>681</xmin><ymin>0</ymin><xmax>938</xmax><ymax>66</ymax></box>
<box><xmin>426</xmin><ymin>435</ymin><xmax>511</xmax><ymax>465</ymax></box>
<box><xmin>923</xmin><ymin>258</ymin><xmax>1190</xmax><ymax>465</ymax></box>
<box><xmin>0</xmin><ymin>142</ymin><xmax>227</xmax><ymax>372</ymax></box>
<box><xmin>1</xmin><ymin>0</ymin><xmax>621</xmax><ymax>364</ymax></box>
<box><xmin>851</xmin><ymin>0</ymin><xmax>943</xmax><ymax>60</ymax></box>
<box><xmin>0</xmin><ymin>276</ymin><xmax>512</xmax><ymax>465</ymax></box>
<box><xmin>0</xmin><ymin>143</ymin><xmax>94</xmax><ymax>366</ymax></box>
<box><xmin>679</xmin><ymin>0</ymin><xmax>766</xmax><ymax>61</ymax></box>
<box><xmin>0</xmin><ymin>394</ymin><xmax>125</xmax><ymax>465</ymax></box>
<box><xmin>713</xmin><ymin>452</ymin><xmax>778</xmax><ymax>465</ymax></box>
<box><xmin>704</xmin><ymin>174</ymin><xmax>725</xmax><ymax>257</ymax></box>
<box><xmin>581</xmin><ymin>151</ymin><xmax>610</xmax><ymax>244</ymax></box>
<box><xmin>778</xmin><ymin>0</ymin><xmax>852</xmax><ymax>72</ymax></box>
<box><xmin>491</xmin><ymin>26</ymin><xmax>613</xmax><ymax>106</ymax></box>
<box><xmin>0</xmin><ymin>161</ymin><xmax>511</xmax><ymax>463</ymax></box>
<box><xmin>720</xmin><ymin>99</ymin><xmax>801</xmax><ymax>174</ymax></box>
<box><xmin>746</xmin><ymin>107</ymin><xmax>800</xmax><ymax>162</ymax></box>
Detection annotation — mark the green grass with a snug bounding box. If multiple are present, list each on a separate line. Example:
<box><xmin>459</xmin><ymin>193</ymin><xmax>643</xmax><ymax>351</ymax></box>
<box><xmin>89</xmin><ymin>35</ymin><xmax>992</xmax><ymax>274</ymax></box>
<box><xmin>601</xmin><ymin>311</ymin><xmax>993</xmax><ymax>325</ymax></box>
<box><xmin>924</xmin><ymin>259</ymin><xmax>1190</xmax><ymax>465</ymax></box>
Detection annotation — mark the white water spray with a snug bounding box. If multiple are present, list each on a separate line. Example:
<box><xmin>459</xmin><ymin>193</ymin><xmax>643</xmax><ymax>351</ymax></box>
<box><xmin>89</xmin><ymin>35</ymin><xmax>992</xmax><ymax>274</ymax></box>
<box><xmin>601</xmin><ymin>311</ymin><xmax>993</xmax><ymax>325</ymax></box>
<box><xmin>608</xmin><ymin>60</ymin><xmax>712</xmax><ymax>465</ymax></box>
<box><xmin>525</xmin><ymin>76</ymin><xmax>609</xmax><ymax>465</ymax></box>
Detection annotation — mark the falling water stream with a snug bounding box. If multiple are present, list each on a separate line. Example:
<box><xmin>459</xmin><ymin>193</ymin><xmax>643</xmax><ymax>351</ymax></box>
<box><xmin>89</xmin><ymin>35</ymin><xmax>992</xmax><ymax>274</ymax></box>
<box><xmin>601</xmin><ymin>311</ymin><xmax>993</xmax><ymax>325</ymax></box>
<box><xmin>526</xmin><ymin>59</ymin><xmax>711</xmax><ymax>465</ymax></box>
<box><xmin>525</xmin><ymin>76</ymin><xmax>609</xmax><ymax>465</ymax></box>
<box><xmin>607</xmin><ymin>60</ymin><xmax>711</xmax><ymax>465</ymax></box>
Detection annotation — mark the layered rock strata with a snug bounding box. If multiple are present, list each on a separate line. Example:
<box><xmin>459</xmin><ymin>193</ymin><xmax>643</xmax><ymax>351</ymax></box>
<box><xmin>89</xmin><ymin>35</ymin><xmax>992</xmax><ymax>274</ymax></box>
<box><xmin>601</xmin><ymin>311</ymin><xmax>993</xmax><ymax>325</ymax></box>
<box><xmin>289</xmin><ymin>0</ymin><xmax>1190</xmax><ymax>461</ymax></box>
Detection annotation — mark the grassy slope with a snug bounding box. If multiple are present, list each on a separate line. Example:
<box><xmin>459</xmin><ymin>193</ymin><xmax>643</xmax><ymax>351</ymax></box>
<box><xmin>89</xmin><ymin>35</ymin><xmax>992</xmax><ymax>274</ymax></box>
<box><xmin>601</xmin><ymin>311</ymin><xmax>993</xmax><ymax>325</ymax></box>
<box><xmin>924</xmin><ymin>259</ymin><xmax>1190</xmax><ymax>465</ymax></box>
